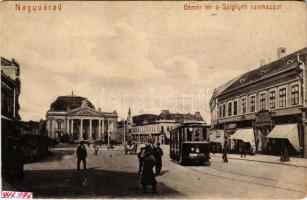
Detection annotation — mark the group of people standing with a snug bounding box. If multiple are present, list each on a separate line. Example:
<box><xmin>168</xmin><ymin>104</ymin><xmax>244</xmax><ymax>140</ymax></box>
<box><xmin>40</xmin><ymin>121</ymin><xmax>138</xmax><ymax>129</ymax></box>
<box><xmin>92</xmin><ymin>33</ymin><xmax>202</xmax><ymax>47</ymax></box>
<box><xmin>137</xmin><ymin>142</ymin><xmax>164</xmax><ymax>194</ymax></box>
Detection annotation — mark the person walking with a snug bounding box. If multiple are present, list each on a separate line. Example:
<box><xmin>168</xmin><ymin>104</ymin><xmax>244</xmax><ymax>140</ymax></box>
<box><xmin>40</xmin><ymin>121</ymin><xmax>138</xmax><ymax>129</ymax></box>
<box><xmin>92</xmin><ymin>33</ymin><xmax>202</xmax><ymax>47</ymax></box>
<box><xmin>222</xmin><ymin>142</ymin><xmax>228</xmax><ymax>163</ymax></box>
<box><xmin>212</xmin><ymin>144</ymin><xmax>216</xmax><ymax>155</ymax></box>
<box><xmin>280</xmin><ymin>142</ymin><xmax>285</xmax><ymax>162</ymax></box>
<box><xmin>137</xmin><ymin>147</ymin><xmax>145</xmax><ymax>175</ymax></box>
<box><xmin>240</xmin><ymin>142</ymin><xmax>246</xmax><ymax>157</ymax></box>
<box><xmin>76</xmin><ymin>141</ymin><xmax>87</xmax><ymax>170</ymax></box>
<box><xmin>93</xmin><ymin>144</ymin><xmax>98</xmax><ymax>156</ymax></box>
<box><xmin>141</xmin><ymin>146</ymin><xmax>157</xmax><ymax>194</ymax></box>
<box><xmin>153</xmin><ymin>142</ymin><xmax>163</xmax><ymax>175</ymax></box>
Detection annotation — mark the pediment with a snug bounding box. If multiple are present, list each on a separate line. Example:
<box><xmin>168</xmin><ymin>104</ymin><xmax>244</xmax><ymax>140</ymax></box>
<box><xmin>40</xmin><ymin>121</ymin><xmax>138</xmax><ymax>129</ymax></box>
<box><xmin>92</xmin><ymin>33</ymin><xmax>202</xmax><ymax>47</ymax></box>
<box><xmin>68</xmin><ymin>108</ymin><xmax>102</xmax><ymax>117</ymax></box>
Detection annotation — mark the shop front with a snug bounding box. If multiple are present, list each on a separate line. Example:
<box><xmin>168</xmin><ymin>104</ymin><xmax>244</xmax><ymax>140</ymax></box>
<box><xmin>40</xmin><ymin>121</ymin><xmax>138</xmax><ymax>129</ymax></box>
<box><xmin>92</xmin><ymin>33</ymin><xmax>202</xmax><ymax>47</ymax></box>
<box><xmin>230</xmin><ymin>128</ymin><xmax>256</xmax><ymax>154</ymax></box>
<box><xmin>209</xmin><ymin>130</ymin><xmax>225</xmax><ymax>153</ymax></box>
<box><xmin>254</xmin><ymin>110</ymin><xmax>274</xmax><ymax>153</ymax></box>
<box><xmin>267</xmin><ymin>124</ymin><xmax>300</xmax><ymax>156</ymax></box>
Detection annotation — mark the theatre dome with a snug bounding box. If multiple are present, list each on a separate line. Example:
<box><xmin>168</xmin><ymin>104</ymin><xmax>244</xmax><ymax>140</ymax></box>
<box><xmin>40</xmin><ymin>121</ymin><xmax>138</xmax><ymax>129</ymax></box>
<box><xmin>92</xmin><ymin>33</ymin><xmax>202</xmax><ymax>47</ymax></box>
<box><xmin>50</xmin><ymin>95</ymin><xmax>95</xmax><ymax>112</ymax></box>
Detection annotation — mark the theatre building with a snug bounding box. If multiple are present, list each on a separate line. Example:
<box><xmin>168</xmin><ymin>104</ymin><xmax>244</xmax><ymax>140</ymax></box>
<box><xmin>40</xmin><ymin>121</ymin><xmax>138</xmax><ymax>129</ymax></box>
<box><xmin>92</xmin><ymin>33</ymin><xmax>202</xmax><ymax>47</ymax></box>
<box><xmin>129</xmin><ymin>110</ymin><xmax>205</xmax><ymax>144</ymax></box>
<box><xmin>210</xmin><ymin>47</ymin><xmax>307</xmax><ymax>158</ymax></box>
<box><xmin>46</xmin><ymin>94</ymin><xmax>118</xmax><ymax>142</ymax></box>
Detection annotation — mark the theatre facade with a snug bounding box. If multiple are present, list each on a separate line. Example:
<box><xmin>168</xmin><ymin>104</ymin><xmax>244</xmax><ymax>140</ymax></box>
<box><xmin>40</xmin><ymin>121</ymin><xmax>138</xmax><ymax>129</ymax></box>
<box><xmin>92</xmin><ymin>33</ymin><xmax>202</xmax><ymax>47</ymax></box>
<box><xmin>210</xmin><ymin>47</ymin><xmax>307</xmax><ymax>158</ymax></box>
<box><xmin>46</xmin><ymin>94</ymin><xmax>118</xmax><ymax>142</ymax></box>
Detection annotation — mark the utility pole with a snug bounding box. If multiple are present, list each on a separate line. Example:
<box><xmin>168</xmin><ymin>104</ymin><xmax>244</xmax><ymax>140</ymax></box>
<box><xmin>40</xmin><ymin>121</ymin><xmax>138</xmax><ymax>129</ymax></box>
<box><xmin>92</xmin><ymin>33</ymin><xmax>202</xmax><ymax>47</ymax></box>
<box><xmin>123</xmin><ymin>120</ymin><xmax>126</xmax><ymax>146</ymax></box>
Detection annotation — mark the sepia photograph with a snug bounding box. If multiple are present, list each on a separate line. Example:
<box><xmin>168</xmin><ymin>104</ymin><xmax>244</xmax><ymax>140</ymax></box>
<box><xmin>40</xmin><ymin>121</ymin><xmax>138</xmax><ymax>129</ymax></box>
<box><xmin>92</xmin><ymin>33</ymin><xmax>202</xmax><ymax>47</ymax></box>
<box><xmin>1</xmin><ymin>1</ymin><xmax>306</xmax><ymax>199</ymax></box>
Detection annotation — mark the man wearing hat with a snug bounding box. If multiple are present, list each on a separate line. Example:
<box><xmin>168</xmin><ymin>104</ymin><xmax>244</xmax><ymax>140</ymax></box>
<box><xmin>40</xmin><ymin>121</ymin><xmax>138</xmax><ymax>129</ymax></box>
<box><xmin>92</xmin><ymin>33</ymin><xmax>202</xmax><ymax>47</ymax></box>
<box><xmin>153</xmin><ymin>142</ymin><xmax>163</xmax><ymax>175</ymax></box>
<box><xmin>76</xmin><ymin>141</ymin><xmax>87</xmax><ymax>170</ymax></box>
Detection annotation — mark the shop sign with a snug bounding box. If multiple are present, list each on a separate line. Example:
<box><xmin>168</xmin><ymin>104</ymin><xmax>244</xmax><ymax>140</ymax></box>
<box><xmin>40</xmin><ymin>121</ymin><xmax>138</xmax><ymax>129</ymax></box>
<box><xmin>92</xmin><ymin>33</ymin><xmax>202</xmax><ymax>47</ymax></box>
<box><xmin>255</xmin><ymin>110</ymin><xmax>272</xmax><ymax>126</ymax></box>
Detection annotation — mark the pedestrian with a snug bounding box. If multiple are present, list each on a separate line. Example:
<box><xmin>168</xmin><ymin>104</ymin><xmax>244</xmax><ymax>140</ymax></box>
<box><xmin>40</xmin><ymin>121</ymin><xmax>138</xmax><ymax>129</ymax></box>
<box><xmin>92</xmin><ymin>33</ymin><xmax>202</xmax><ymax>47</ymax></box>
<box><xmin>153</xmin><ymin>142</ymin><xmax>163</xmax><ymax>175</ymax></box>
<box><xmin>284</xmin><ymin>143</ymin><xmax>290</xmax><ymax>162</ymax></box>
<box><xmin>280</xmin><ymin>142</ymin><xmax>285</xmax><ymax>162</ymax></box>
<box><xmin>240</xmin><ymin>142</ymin><xmax>246</xmax><ymax>157</ymax></box>
<box><xmin>76</xmin><ymin>141</ymin><xmax>87</xmax><ymax>170</ymax></box>
<box><xmin>222</xmin><ymin>142</ymin><xmax>228</xmax><ymax>163</ymax></box>
<box><xmin>141</xmin><ymin>146</ymin><xmax>157</xmax><ymax>194</ymax></box>
<box><xmin>137</xmin><ymin>147</ymin><xmax>145</xmax><ymax>175</ymax></box>
<box><xmin>93</xmin><ymin>144</ymin><xmax>98</xmax><ymax>156</ymax></box>
<box><xmin>212</xmin><ymin>144</ymin><xmax>216</xmax><ymax>155</ymax></box>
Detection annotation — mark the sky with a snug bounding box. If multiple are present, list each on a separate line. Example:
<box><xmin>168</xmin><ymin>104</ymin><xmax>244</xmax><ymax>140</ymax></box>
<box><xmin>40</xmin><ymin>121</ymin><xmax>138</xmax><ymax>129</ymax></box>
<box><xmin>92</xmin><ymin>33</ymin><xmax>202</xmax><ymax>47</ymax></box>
<box><xmin>1</xmin><ymin>1</ymin><xmax>306</xmax><ymax>123</ymax></box>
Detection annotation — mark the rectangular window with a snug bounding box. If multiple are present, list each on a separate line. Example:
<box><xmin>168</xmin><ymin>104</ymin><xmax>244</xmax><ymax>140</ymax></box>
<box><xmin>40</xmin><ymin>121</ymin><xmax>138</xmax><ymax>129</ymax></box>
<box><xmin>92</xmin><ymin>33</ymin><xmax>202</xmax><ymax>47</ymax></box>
<box><xmin>269</xmin><ymin>91</ymin><xmax>276</xmax><ymax>109</ymax></box>
<box><xmin>219</xmin><ymin>105</ymin><xmax>223</xmax><ymax>118</ymax></box>
<box><xmin>241</xmin><ymin>98</ymin><xmax>246</xmax><ymax>114</ymax></box>
<box><xmin>260</xmin><ymin>93</ymin><xmax>266</xmax><ymax>110</ymax></box>
<box><xmin>228</xmin><ymin>102</ymin><xmax>232</xmax><ymax>116</ymax></box>
<box><xmin>279</xmin><ymin>88</ymin><xmax>286</xmax><ymax>107</ymax></box>
<box><xmin>223</xmin><ymin>104</ymin><xmax>226</xmax><ymax>117</ymax></box>
<box><xmin>250</xmin><ymin>96</ymin><xmax>255</xmax><ymax>112</ymax></box>
<box><xmin>291</xmin><ymin>85</ymin><xmax>299</xmax><ymax>105</ymax></box>
<box><xmin>233</xmin><ymin>101</ymin><xmax>238</xmax><ymax>115</ymax></box>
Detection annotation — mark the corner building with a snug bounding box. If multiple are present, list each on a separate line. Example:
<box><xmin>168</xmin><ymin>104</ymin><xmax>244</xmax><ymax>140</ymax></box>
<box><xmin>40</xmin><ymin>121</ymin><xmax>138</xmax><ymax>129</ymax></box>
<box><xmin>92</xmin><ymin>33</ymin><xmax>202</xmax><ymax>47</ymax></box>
<box><xmin>210</xmin><ymin>47</ymin><xmax>307</xmax><ymax>158</ymax></box>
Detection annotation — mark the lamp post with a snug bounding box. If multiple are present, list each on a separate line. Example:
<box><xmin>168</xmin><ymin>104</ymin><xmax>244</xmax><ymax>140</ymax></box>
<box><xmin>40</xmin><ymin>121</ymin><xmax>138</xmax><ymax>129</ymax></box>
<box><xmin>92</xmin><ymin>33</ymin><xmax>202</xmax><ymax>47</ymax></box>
<box><xmin>123</xmin><ymin>120</ymin><xmax>126</xmax><ymax>146</ymax></box>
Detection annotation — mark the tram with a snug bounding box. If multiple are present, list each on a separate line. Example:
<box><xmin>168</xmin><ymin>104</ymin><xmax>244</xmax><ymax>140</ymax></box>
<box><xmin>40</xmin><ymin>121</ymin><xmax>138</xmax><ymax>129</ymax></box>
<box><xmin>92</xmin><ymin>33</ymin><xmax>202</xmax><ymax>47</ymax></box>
<box><xmin>170</xmin><ymin>122</ymin><xmax>210</xmax><ymax>165</ymax></box>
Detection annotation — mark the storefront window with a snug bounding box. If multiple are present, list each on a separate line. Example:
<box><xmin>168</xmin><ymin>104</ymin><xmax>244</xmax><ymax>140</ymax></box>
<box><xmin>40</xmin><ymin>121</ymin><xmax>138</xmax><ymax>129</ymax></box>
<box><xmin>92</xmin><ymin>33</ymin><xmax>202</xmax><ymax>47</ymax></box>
<box><xmin>269</xmin><ymin>91</ymin><xmax>276</xmax><ymax>109</ymax></box>
<box><xmin>291</xmin><ymin>85</ymin><xmax>299</xmax><ymax>105</ymax></box>
<box><xmin>259</xmin><ymin>93</ymin><xmax>266</xmax><ymax>110</ymax></box>
<box><xmin>250</xmin><ymin>96</ymin><xmax>255</xmax><ymax>112</ymax></box>
<box><xmin>279</xmin><ymin>88</ymin><xmax>286</xmax><ymax>107</ymax></box>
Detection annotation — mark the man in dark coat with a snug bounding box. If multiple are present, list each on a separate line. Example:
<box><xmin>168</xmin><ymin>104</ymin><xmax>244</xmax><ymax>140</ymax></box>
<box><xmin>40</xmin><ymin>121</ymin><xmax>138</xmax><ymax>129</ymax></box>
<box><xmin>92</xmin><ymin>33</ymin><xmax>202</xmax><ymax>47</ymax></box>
<box><xmin>76</xmin><ymin>141</ymin><xmax>87</xmax><ymax>170</ymax></box>
<box><xmin>153</xmin><ymin>142</ymin><xmax>163</xmax><ymax>175</ymax></box>
<box><xmin>137</xmin><ymin>147</ymin><xmax>145</xmax><ymax>175</ymax></box>
<box><xmin>222</xmin><ymin>142</ymin><xmax>228</xmax><ymax>163</ymax></box>
<box><xmin>240</xmin><ymin>142</ymin><xmax>246</xmax><ymax>157</ymax></box>
<box><xmin>141</xmin><ymin>146</ymin><xmax>157</xmax><ymax>193</ymax></box>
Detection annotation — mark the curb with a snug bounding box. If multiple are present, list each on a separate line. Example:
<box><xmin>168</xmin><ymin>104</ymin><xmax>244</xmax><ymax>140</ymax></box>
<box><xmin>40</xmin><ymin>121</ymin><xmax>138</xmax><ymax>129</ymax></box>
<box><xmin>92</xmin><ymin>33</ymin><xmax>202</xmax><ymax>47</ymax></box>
<box><xmin>211</xmin><ymin>155</ymin><xmax>307</xmax><ymax>168</ymax></box>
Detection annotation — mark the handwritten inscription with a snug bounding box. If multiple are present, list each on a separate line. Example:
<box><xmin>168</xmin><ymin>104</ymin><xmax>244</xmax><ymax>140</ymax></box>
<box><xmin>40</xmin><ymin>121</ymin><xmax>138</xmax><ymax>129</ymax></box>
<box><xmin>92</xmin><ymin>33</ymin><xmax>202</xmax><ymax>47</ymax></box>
<box><xmin>184</xmin><ymin>2</ymin><xmax>282</xmax><ymax>11</ymax></box>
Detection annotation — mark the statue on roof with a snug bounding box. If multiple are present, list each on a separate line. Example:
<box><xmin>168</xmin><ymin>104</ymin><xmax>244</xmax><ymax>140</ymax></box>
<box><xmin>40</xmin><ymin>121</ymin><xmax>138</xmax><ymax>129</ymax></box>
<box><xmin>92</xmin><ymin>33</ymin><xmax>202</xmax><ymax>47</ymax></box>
<box><xmin>81</xmin><ymin>99</ymin><xmax>90</xmax><ymax>108</ymax></box>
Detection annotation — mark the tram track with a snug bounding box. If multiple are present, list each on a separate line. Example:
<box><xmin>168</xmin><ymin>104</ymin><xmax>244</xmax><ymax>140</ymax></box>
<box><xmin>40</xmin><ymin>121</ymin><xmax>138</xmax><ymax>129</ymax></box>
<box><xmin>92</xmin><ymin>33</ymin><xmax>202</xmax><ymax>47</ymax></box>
<box><xmin>183</xmin><ymin>165</ymin><xmax>305</xmax><ymax>194</ymax></box>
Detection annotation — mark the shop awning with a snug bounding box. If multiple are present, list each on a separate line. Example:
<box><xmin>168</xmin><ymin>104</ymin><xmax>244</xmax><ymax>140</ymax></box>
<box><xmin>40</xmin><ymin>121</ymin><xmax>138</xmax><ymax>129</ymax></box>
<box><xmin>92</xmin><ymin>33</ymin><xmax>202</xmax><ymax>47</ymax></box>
<box><xmin>267</xmin><ymin>124</ymin><xmax>299</xmax><ymax>151</ymax></box>
<box><xmin>230</xmin><ymin>128</ymin><xmax>255</xmax><ymax>146</ymax></box>
<box><xmin>209</xmin><ymin>130</ymin><xmax>224</xmax><ymax>144</ymax></box>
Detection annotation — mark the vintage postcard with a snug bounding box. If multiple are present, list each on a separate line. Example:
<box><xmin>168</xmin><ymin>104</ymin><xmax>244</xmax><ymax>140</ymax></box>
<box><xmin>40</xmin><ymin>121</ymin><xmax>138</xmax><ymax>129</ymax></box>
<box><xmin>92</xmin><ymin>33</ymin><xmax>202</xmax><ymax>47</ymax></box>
<box><xmin>1</xmin><ymin>1</ymin><xmax>306</xmax><ymax>199</ymax></box>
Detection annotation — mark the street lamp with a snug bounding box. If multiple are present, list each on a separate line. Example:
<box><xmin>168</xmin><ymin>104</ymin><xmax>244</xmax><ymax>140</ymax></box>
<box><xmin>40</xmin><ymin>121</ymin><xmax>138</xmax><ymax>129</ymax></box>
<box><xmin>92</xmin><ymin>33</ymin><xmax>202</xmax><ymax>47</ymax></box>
<box><xmin>121</xmin><ymin>118</ymin><xmax>126</xmax><ymax>146</ymax></box>
<box><xmin>123</xmin><ymin>120</ymin><xmax>126</xmax><ymax>146</ymax></box>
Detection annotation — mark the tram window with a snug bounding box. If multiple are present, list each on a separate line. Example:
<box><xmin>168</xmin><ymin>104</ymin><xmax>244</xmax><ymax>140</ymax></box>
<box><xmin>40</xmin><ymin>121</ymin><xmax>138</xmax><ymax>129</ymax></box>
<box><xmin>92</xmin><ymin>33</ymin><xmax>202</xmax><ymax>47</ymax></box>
<box><xmin>187</xmin><ymin>128</ymin><xmax>192</xmax><ymax>141</ymax></box>
<box><xmin>203</xmin><ymin>128</ymin><xmax>207</xmax><ymax>141</ymax></box>
<box><xmin>194</xmin><ymin>129</ymin><xmax>200</xmax><ymax>141</ymax></box>
<box><xmin>181</xmin><ymin>128</ymin><xmax>185</xmax><ymax>142</ymax></box>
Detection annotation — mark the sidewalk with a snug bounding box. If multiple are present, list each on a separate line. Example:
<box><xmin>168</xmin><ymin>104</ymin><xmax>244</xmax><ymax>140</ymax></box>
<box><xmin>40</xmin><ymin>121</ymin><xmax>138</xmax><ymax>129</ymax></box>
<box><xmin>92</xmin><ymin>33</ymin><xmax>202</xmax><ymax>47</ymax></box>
<box><xmin>211</xmin><ymin>153</ymin><xmax>307</xmax><ymax>168</ymax></box>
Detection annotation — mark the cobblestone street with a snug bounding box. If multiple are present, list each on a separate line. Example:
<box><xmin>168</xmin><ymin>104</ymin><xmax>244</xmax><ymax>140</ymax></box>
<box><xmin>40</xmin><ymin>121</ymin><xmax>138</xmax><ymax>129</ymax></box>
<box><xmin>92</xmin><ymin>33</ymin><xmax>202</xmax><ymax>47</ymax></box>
<box><xmin>8</xmin><ymin>145</ymin><xmax>307</xmax><ymax>199</ymax></box>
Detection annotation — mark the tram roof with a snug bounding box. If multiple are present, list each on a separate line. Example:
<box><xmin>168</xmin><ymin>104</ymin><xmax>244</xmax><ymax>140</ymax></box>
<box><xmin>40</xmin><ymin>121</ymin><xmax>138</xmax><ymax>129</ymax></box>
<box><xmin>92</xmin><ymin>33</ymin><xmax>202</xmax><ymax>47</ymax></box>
<box><xmin>171</xmin><ymin>121</ymin><xmax>207</xmax><ymax>132</ymax></box>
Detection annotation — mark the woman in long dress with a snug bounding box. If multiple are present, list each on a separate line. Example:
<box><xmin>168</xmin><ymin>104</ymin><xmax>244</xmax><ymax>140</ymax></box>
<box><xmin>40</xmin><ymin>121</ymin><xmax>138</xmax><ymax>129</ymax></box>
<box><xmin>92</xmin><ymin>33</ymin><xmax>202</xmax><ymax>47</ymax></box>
<box><xmin>141</xmin><ymin>146</ymin><xmax>157</xmax><ymax>193</ymax></box>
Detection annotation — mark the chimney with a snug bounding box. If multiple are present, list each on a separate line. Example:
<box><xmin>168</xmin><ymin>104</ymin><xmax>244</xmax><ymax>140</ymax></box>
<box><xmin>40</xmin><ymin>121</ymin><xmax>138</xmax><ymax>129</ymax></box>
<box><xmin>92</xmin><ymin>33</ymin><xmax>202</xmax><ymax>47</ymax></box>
<box><xmin>277</xmin><ymin>47</ymin><xmax>286</xmax><ymax>59</ymax></box>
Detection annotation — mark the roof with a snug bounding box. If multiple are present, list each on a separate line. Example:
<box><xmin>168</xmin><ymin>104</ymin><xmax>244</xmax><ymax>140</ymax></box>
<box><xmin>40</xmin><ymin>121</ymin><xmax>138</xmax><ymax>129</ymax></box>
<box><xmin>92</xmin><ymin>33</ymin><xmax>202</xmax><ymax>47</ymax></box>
<box><xmin>218</xmin><ymin>47</ymin><xmax>307</xmax><ymax>96</ymax></box>
<box><xmin>132</xmin><ymin>111</ymin><xmax>204</xmax><ymax>126</ymax></box>
<box><xmin>132</xmin><ymin>114</ymin><xmax>159</xmax><ymax>125</ymax></box>
<box><xmin>50</xmin><ymin>95</ymin><xmax>95</xmax><ymax>112</ymax></box>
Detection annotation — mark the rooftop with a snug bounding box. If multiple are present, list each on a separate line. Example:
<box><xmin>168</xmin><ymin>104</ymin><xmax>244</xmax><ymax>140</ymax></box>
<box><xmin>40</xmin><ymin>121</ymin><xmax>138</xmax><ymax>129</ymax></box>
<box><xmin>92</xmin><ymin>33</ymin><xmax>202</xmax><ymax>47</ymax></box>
<box><xmin>218</xmin><ymin>47</ymin><xmax>307</xmax><ymax>96</ymax></box>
